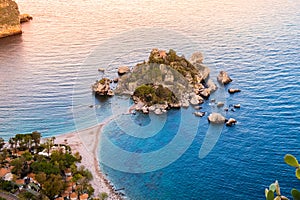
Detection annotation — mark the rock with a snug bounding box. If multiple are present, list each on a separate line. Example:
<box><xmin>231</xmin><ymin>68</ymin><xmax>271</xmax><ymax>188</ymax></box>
<box><xmin>190</xmin><ymin>52</ymin><xmax>204</xmax><ymax>64</ymax></box>
<box><xmin>107</xmin><ymin>90</ymin><xmax>114</xmax><ymax>96</ymax></box>
<box><xmin>194</xmin><ymin>106</ymin><xmax>202</xmax><ymax>110</ymax></box>
<box><xmin>19</xmin><ymin>13</ymin><xmax>32</xmax><ymax>23</ymax></box>
<box><xmin>113</xmin><ymin>77</ymin><xmax>119</xmax><ymax>83</ymax></box>
<box><xmin>199</xmin><ymin>88</ymin><xmax>211</xmax><ymax>99</ymax></box>
<box><xmin>208</xmin><ymin>113</ymin><xmax>226</xmax><ymax>124</ymax></box>
<box><xmin>169</xmin><ymin>103</ymin><xmax>181</xmax><ymax>108</ymax></box>
<box><xmin>118</xmin><ymin>66</ymin><xmax>130</xmax><ymax>75</ymax></box>
<box><xmin>98</xmin><ymin>68</ymin><xmax>105</xmax><ymax>72</ymax></box>
<box><xmin>217</xmin><ymin>71</ymin><xmax>232</xmax><ymax>85</ymax></box>
<box><xmin>233</xmin><ymin>104</ymin><xmax>240</xmax><ymax>108</ymax></box>
<box><xmin>207</xmin><ymin>79</ymin><xmax>218</xmax><ymax>93</ymax></box>
<box><xmin>217</xmin><ymin>102</ymin><xmax>224</xmax><ymax>107</ymax></box>
<box><xmin>224</xmin><ymin>108</ymin><xmax>229</xmax><ymax>112</ymax></box>
<box><xmin>0</xmin><ymin>0</ymin><xmax>22</xmax><ymax>38</ymax></box>
<box><xmin>194</xmin><ymin>111</ymin><xmax>205</xmax><ymax>117</ymax></box>
<box><xmin>228</xmin><ymin>88</ymin><xmax>241</xmax><ymax>94</ymax></box>
<box><xmin>226</xmin><ymin>118</ymin><xmax>237</xmax><ymax>126</ymax></box>
<box><xmin>142</xmin><ymin>106</ymin><xmax>149</xmax><ymax>114</ymax></box>
<box><xmin>181</xmin><ymin>99</ymin><xmax>189</xmax><ymax>108</ymax></box>
<box><xmin>190</xmin><ymin>93</ymin><xmax>204</xmax><ymax>105</ymax></box>
<box><xmin>210</xmin><ymin>99</ymin><xmax>216</xmax><ymax>103</ymax></box>
<box><xmin>154</xmin><ymin>109</ymin><xmax>163</xmax><ymax>115</ymax></box>
<box><xmin>92</xmin><ymin>78</ymin><xmax>114</xmax><ymax>96</ymax></box>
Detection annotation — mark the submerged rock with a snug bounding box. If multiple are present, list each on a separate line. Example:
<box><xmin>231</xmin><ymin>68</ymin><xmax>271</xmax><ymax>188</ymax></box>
<box><xmin>217</xmin><ymin>102</ymin><xmax>224</xmax><ymax>107</ymax></box>
<box><xmin>190</xmin><ymin>52</ymin><xmax>204</xmax><ymax>64</ymax></box>
<box><xmin>0</xmin><ymin>0</ymin><xmax>22</xmax><ymax>38</ymax></box>
<box><xmin>208</xmin><ymin>113</ymin><xmax>226</xmax><ymax>124</ymax></box>
<box><xmin>217</xmin><ymin>71</ymin><xmax>232</xmax><ymax>85</ymax></box>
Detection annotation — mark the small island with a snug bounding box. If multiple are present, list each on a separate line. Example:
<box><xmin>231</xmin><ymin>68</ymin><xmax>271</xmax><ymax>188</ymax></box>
<box><xmin>92</xmin><ymin>48</ymin><xmax>241</xmax><ymax>126</ymax></box>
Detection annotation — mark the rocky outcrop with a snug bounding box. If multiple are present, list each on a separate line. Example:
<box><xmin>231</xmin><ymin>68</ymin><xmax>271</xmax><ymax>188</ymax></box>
<box><xmin>118</xmin><ymin>66</ymin><xmax>130</xmax><ymax>75</ymax></box>
<box><xmin>226</xmin><ymin>118</ymin><xmax>237</xmax><ymax>126</ymax></box>
<box><xmin>92</xmin><ymin>78</ymin><xmax>114</xmax><ymax>96</ymax></box>
<box><xmin>19</xmin><ymin>13</ymin><xmax>32</xmax><ymax>23</ymax></box>
<box><xmin>208</xmin><ymin>113</ymin><xmax>226</xmax><ymax>124</ymax></box>
<box><xmin>217</xmin><ymin>71</ymin><xmax>232</xmax><ymax>85</ymax></box>
<box><xmin>0</xmin><ymin>0</ymin><xmax>22</xmax><ymax>38</ymax></box>
<box><xmin>228</xmin><ymin>88</ymin><xmax>241</xmax><ymax>94</ymax></box>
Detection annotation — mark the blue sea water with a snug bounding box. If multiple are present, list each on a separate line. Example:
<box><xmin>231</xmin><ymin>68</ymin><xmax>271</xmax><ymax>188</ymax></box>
<box><xmin>0</xmin><ymin>0</ymin><xmax>300</xmax><ymax>199</ymax></box>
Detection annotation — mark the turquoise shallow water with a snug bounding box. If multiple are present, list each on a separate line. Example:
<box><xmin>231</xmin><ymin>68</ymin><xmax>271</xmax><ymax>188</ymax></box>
<box><xmin>1</xmin><ymin>0</ymin><xmax>300</xmax><ymax>199</ymax></box>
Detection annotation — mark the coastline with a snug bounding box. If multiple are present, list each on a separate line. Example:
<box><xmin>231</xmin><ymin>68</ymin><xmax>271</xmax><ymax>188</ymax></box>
<box><xmin>53</xmin><ymin>123</ymin><xmax>123</xmax><ymax>200</ymax></box>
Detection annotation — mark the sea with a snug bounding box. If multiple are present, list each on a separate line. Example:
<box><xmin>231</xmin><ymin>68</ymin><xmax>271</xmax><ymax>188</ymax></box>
<box><xmin>0</xmin><ymin>0</ymin><xmax>299</xmax><ymax>199</ymax></box>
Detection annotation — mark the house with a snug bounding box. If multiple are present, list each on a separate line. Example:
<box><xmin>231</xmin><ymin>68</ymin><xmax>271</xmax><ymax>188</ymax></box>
<box><xmin>70</xmin><ymin>192</ymin><xmax>78</xmax><ymax>200</ymax></box>
<box><xmin>3</xmin><ymin>172</ymin><xmax>13</xmax><ymax>181</ymax></box>
<box><xmin>0</xmin><ymin>168</ymin><xmax>10</xmax><ymax>178</ymax></box>
<box><xmin>79</xmin><ymin>193</ymin><xmax>89</xmax><ymax>200</ymax></box>
<box><xmin>65</xmin><ymin>168</ymin><xmax>72</xmax><ymax>177</ymax></box>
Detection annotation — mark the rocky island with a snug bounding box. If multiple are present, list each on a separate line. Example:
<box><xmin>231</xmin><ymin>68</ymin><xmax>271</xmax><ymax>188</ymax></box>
<box><xmin>0</xmin><ymin>0</ymin><xmax>32</xmax><ymax>38</ymax></box>
<box><xmin>93</xmin><ymin>48</ymin><xmax>241</xmax><ymax>126</ymax></box>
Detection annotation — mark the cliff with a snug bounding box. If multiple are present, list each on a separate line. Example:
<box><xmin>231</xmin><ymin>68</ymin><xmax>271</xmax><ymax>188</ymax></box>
<box><xmin>0</xmin><ymin>0</ymin><xmax>22</xmax><ymax>38</ymax></box>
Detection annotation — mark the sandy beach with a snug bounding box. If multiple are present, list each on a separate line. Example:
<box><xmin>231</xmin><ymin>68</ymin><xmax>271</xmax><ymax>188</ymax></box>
<box><xmin>54</xmin><ymin>123</ymin><xmax>122</xmax><ymax>200</ymax></box>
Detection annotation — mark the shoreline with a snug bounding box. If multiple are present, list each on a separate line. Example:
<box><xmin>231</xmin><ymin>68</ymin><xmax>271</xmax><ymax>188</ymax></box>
<box><xmin>53</xmin><ymin>123</ymin><xmax>123</xmax><ymax>200</ymax></box>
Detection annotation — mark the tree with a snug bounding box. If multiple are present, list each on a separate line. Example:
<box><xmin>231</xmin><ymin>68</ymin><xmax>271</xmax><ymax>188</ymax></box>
<box><xmin>0</xmin><ymin>137</ymin><xmax>4</xmax><ymax>149</ymax></box>
<box><xmin>99</xmin><ymin>192</ymin><xmax>108</xmax><ymax>200</ymax></box>
<box><xmin>41</xmin><ymin>138</ymin><xmax>53</xmax><ymax>156</ymax></box>
<box><xmin>32</xmin><ymin>131</ymin><xmax>41</xmax><ymax>148</ymax></box>
<box><xmin>11</xmin><ymin>157</ymin><xmax>25</xmax><ymax>176</ymax></box>
<box><xmin>40</xmin><ymin>174</ymin><xmax>66</xmax><ymax>199</ymax></box>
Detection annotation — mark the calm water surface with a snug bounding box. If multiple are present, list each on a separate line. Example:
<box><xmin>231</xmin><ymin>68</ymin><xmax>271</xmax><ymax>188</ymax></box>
<box><xmin>0</xmin><ymin>0</ymin><xmax>299</xmax><ymax>199</ymax></box>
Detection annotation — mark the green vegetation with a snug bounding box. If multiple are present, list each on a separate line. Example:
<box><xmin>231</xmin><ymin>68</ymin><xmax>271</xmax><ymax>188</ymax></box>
<box><xmin>265</xmin><ymin>154</ymin><xmax>300</xmax><ymax>200</ymax></box>
<box><xmin>148</xmin><ymin>49</ymin><xmax>201</xmax><ymax>83</ymax></box>
<box><xmin>133</xmin><ymin>84</ymin><xmax>178</xmax><ymax>106</ymax></box>
<box><xmin>0</xmin><ymin>132</ymin><xmax>94</xmax><ymax>200</ymax></box>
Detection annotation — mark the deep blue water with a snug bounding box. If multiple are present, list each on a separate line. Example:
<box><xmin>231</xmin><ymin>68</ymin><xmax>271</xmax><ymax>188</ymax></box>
<box><xmin>1</xmin><ymin>0</ymin><xmax>300</xmax><ymax>199</ymax></box>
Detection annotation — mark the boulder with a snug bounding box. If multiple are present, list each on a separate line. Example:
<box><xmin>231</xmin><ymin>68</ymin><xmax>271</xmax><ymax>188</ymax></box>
<box><xmin>0</xmin><ymin>0</ymin><xmax>22</xmax><ymax>38</ymax></box>
<box><xmin>208</xmin><ymin>113</ymin><xmax>226</xmax><ymax>124</ymax></box>
<box><xmin>118</xmin><ymin>66</ymin><xmax>130</xmax><ymax>75</ymax></box>
<box><xmin>226</xmin><ymin>118</ymin><xmax>237</xmax><ymax>126</ymax></box>
<box><xmin>194</xmin><ymin>112</ymin><xmax>205</xmax><ymax>117</ymax></box>
<box><xmin>217</xmin><ymin>71</ymin><xmax>232</xmax><ymax>85</ymax></box>
<box><xmin>98</xmin><ymin>68</ymin><xmax>105</xmax><ymax>72</ymax></box>
<box><xmin>199</xmin><ymin>88</ymin><xmax>211</xmax><ymax>99</ymax></box>
<box><xmin>228</xmin><ymin>88</ymin><xmax>241</xmax><ymax>94</ymax></box>
<box><xmin>19</xmin><ymin>14</ymin><xmax>32</xmax><ymax>23</ymax></box>
<box><xmin>217</xmin><ymin>102</ymin><xmax>224</xmax><ymax>107</ymax></box>
<box><xmin>207</xmin><ymin>79</ymin><xmax>217</xmax><ymax>93</ymax></box>
<box><xmin>113</xmin><ymin>77</ymin><xmax>119</xmax><ymax>83</ymax></box>
<box><xmin>233</xmin><ymin>104</ymin><xmax>240</xmax><ymax>108</ymax></box>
